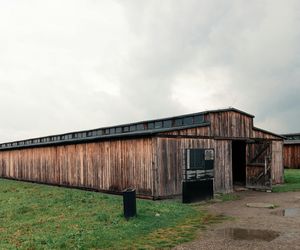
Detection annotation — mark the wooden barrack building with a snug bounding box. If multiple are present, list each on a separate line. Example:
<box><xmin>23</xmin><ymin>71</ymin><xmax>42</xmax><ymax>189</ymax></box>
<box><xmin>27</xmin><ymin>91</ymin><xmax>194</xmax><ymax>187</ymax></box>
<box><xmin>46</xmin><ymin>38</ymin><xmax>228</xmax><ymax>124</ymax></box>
<box><xmin>282</xmin><ymin>133</ymin><xmax>300</xmax><ymax>169</ymax></box>
<box><xmin>0</xmin><ymin>108</ymin><xmax>284</xmax><ymax>199</ymax></box>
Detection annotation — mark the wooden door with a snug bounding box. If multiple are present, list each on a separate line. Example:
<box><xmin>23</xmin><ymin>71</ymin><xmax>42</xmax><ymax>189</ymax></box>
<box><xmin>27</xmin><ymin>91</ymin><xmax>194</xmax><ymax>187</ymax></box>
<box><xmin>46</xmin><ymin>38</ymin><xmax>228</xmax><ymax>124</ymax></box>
<box><xmin>246</xmin><ymin>140</ymin><xmax>272</xmax><ymax>190</ymax></box>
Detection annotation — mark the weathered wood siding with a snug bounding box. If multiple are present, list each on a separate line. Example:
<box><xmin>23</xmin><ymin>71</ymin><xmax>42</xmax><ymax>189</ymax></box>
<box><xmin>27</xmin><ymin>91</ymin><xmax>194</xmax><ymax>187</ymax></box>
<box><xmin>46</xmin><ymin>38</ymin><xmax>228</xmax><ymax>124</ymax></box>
<box><xmin>209</xmin><ymin>111</ymin><xmax>252</xmax><ymax>138</ymax></box>
<box><xmin>0</xmin><ymin>138</ymin><xmax>154</xmax><ymax>197</ymax></box>
<box><xmin>246</xmin><ymin>164</ymin><xmax>266</xmax><ymax>187</ymax></box>
<box><xmin>162</xmin><ymin>111</ymin><xmax>254</xmax><ymax>139</ymax></box>
<box><xmin>252</xmin><ymin>128</ymin><xmax>281</xmax><ymax>140</ymax></box>
<box><xmin>283</xmin><ymin>144</ymin><xmax>300</xmax><ymax>169</ymax></box>
<box><xmin>155</xmin><ymin>138</ymin><xmax>232</xmax><ymax>197</ymax></box>
<box><xmin>272</xmin><ymin>141</ymin><xmax>284</xmax><ymax>183</ymax></box>
<box><xmin>161</xmin><ymin>126</ymin><xmax>210</xmax><ymax>137</ymax></box>
<box><xmin>214</xmin><ymin>140</ymin><xmax>233</xmax><ymax>193</ymax></box>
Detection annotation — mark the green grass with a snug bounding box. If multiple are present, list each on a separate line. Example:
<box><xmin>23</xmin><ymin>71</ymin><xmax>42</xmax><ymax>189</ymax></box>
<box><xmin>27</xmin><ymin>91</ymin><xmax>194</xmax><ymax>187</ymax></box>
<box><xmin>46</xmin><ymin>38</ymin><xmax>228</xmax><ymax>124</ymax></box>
<box><xmin>0</xmin><ymin>179</ymin><xmax>223</xmax><ymax>249</ymax></box>
<box><xmin>272</xmin><ymin>169</ymin><xmax>300</xmax><ymax>192</ymax></box>
<box><xmin>217</xmin><ymin>193</ymin><xmax>240</xmax><ymax>202</ymax></box>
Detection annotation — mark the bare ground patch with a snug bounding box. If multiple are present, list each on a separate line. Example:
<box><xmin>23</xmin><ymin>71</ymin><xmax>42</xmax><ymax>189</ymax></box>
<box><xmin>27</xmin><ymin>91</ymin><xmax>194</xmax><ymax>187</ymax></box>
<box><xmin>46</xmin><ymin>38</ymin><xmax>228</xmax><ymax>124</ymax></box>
<box><xmin>175</xmin><ymin>191</ymin><xmax>300</xmax><ymax>250</ymax></box>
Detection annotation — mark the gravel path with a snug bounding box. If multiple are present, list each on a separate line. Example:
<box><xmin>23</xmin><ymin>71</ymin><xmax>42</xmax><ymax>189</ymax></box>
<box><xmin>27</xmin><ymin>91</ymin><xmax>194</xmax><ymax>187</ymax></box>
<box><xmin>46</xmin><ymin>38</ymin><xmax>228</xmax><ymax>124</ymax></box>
<box><xmin>175</xmin><ymin>190</ymin><xmax>300</xmax><ymax>250</ymax></box>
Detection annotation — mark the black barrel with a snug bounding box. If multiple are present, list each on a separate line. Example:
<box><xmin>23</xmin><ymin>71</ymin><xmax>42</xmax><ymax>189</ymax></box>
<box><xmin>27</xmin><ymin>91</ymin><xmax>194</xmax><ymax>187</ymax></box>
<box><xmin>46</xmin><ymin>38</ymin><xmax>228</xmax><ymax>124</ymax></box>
<box><xmin>123</xmin><ymin>188</ymin><xmax>137</xmax><ymax>219</ymax></box>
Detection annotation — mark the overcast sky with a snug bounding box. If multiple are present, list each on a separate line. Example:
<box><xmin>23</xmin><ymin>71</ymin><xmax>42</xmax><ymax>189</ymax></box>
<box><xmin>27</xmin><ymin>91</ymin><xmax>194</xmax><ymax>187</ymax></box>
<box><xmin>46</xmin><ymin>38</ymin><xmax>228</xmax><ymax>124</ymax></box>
<box><xmin>0</xmin><ymin>0</ymin><xmax>299</xmax><ymax>142</ymax></box>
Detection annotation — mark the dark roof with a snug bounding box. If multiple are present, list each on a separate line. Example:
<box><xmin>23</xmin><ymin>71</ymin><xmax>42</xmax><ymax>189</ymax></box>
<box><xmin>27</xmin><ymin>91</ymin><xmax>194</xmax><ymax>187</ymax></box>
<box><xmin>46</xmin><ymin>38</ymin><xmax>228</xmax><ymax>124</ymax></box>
<box><xmin>284</xmin><ymin>140</ymin><xmax>300</xmax><ymax>145</ymax></box>
<box><xmin>281</xmin><ymin>133</ymin><xmax>300</xmax><ymax>144</ymax></box>
<box><xmin>282</xmin><ymin>133</ymin><xmax>300</xmax><ymax>138</ymax></box>
<box><xmin>0</xmin><ymin>107</ymin><xmax>255</xmax><ymax>151</ymax></box>
<box><xmin>0</xmin><ymin>112</ymin><xmax>211</xmax><ymax>150</ymax></box>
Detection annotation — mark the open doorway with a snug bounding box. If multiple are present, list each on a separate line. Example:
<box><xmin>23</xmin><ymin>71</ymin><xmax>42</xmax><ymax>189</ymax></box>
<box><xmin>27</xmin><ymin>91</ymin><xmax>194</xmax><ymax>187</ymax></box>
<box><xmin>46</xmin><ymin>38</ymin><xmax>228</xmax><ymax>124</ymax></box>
<box><xmin>232</xmin><ymin>140</ymin><xmax>246</xmax><ymax>186</ymax></box>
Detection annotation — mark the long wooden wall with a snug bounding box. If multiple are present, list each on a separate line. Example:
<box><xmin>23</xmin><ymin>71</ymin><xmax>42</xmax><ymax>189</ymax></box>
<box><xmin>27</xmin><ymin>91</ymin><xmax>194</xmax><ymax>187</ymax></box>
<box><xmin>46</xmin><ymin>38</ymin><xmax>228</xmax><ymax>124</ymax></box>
<box><xmin>283</xmin><ymin>144</ymin><xmax>300</xmax><ymax>169</ymax></box>
<box><xmin>0</xmin><ymin>138</ymin><xmax>154</xmax><ymax>197</ymax></box>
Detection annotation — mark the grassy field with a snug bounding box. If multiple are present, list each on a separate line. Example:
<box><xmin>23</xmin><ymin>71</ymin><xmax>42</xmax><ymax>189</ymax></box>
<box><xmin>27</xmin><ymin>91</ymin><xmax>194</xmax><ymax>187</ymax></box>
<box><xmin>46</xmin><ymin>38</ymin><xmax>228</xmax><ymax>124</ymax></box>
<box><xmin>272</xmin><ymin>169</ymin><xmax>300</xmax><ymax>192</ymax></box>
<box><xmin>0</xmin><ymin>179</ymin><xmax>223</xmax><ymax>249</ymax></box>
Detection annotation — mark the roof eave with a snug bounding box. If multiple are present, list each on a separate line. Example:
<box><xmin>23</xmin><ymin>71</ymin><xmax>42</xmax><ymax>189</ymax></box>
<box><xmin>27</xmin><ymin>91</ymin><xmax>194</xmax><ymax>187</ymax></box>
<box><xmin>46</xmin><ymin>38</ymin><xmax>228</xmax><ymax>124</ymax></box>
<box><xmin>253</xmin><ymin>127</ymin><xmax>285</xmax><ymax>139</ymax></box>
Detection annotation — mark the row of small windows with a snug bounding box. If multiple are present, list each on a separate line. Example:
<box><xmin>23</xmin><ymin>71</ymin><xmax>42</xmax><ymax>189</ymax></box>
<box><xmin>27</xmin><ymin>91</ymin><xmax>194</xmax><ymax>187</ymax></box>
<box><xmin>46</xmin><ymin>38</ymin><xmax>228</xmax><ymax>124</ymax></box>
<box><xmin>286</xmin><ymin>135</ymin><xmax>300</xmax><ymax>140</ymax></box>
<box><xmin>0</xmin><ymin>115</ymin><xmax>205</xmax><ymax>149</ymax></box>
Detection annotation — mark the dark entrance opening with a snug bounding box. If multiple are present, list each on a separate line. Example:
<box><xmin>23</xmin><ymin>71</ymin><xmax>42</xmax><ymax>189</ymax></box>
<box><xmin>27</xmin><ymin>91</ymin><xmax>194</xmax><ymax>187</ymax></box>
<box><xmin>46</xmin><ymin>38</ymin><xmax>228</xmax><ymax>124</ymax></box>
<box><xmin>182</xmin><ymin>148</ymin><xmax>214</xmax><ymax>203</ymax></box>
<box><xmin>232</xmin><ymin>140</ymin><xmax>246</xmax><ymax>185</ymax></box>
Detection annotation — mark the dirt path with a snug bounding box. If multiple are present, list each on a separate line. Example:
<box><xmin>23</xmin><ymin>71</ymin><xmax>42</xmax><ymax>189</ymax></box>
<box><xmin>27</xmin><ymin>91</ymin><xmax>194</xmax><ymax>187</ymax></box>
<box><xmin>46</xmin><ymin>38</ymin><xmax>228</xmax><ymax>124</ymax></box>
<box><xmin>175</xmin><ymin>191</ymin><xmax>300</xmax><ymax>250</ymax></box>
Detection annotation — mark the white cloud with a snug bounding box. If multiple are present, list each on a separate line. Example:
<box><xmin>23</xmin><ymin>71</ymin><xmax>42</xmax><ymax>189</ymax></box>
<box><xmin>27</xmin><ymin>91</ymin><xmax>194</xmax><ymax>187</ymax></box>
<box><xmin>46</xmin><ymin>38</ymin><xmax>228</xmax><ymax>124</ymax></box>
<box><xmin>172</xmin><ymin>67</ymin><xmax>233</xmax><ymax>111</ymax></box>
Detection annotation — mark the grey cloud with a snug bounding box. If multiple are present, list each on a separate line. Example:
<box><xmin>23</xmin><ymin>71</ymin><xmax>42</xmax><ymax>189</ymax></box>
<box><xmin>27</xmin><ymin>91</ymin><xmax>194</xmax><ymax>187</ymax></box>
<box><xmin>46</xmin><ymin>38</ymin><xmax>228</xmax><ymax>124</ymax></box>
<box><xmin>0</xmin><ymin>0</ymin><xmax>299</xmax><ymax>142</ymax></box>
<box><xmin>118</xmin><ymin>0</ymin><xmax>300</xmax><ymax>133</ymax></box>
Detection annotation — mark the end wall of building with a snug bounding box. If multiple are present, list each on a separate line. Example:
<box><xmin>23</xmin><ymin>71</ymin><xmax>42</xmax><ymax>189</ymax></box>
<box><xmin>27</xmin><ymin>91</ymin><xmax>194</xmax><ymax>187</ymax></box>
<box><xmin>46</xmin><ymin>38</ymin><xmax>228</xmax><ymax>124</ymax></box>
<box><xmin>154</xmin><ymin>137</ymin><xmax>233</xmax><ymax>198</ymax></box>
